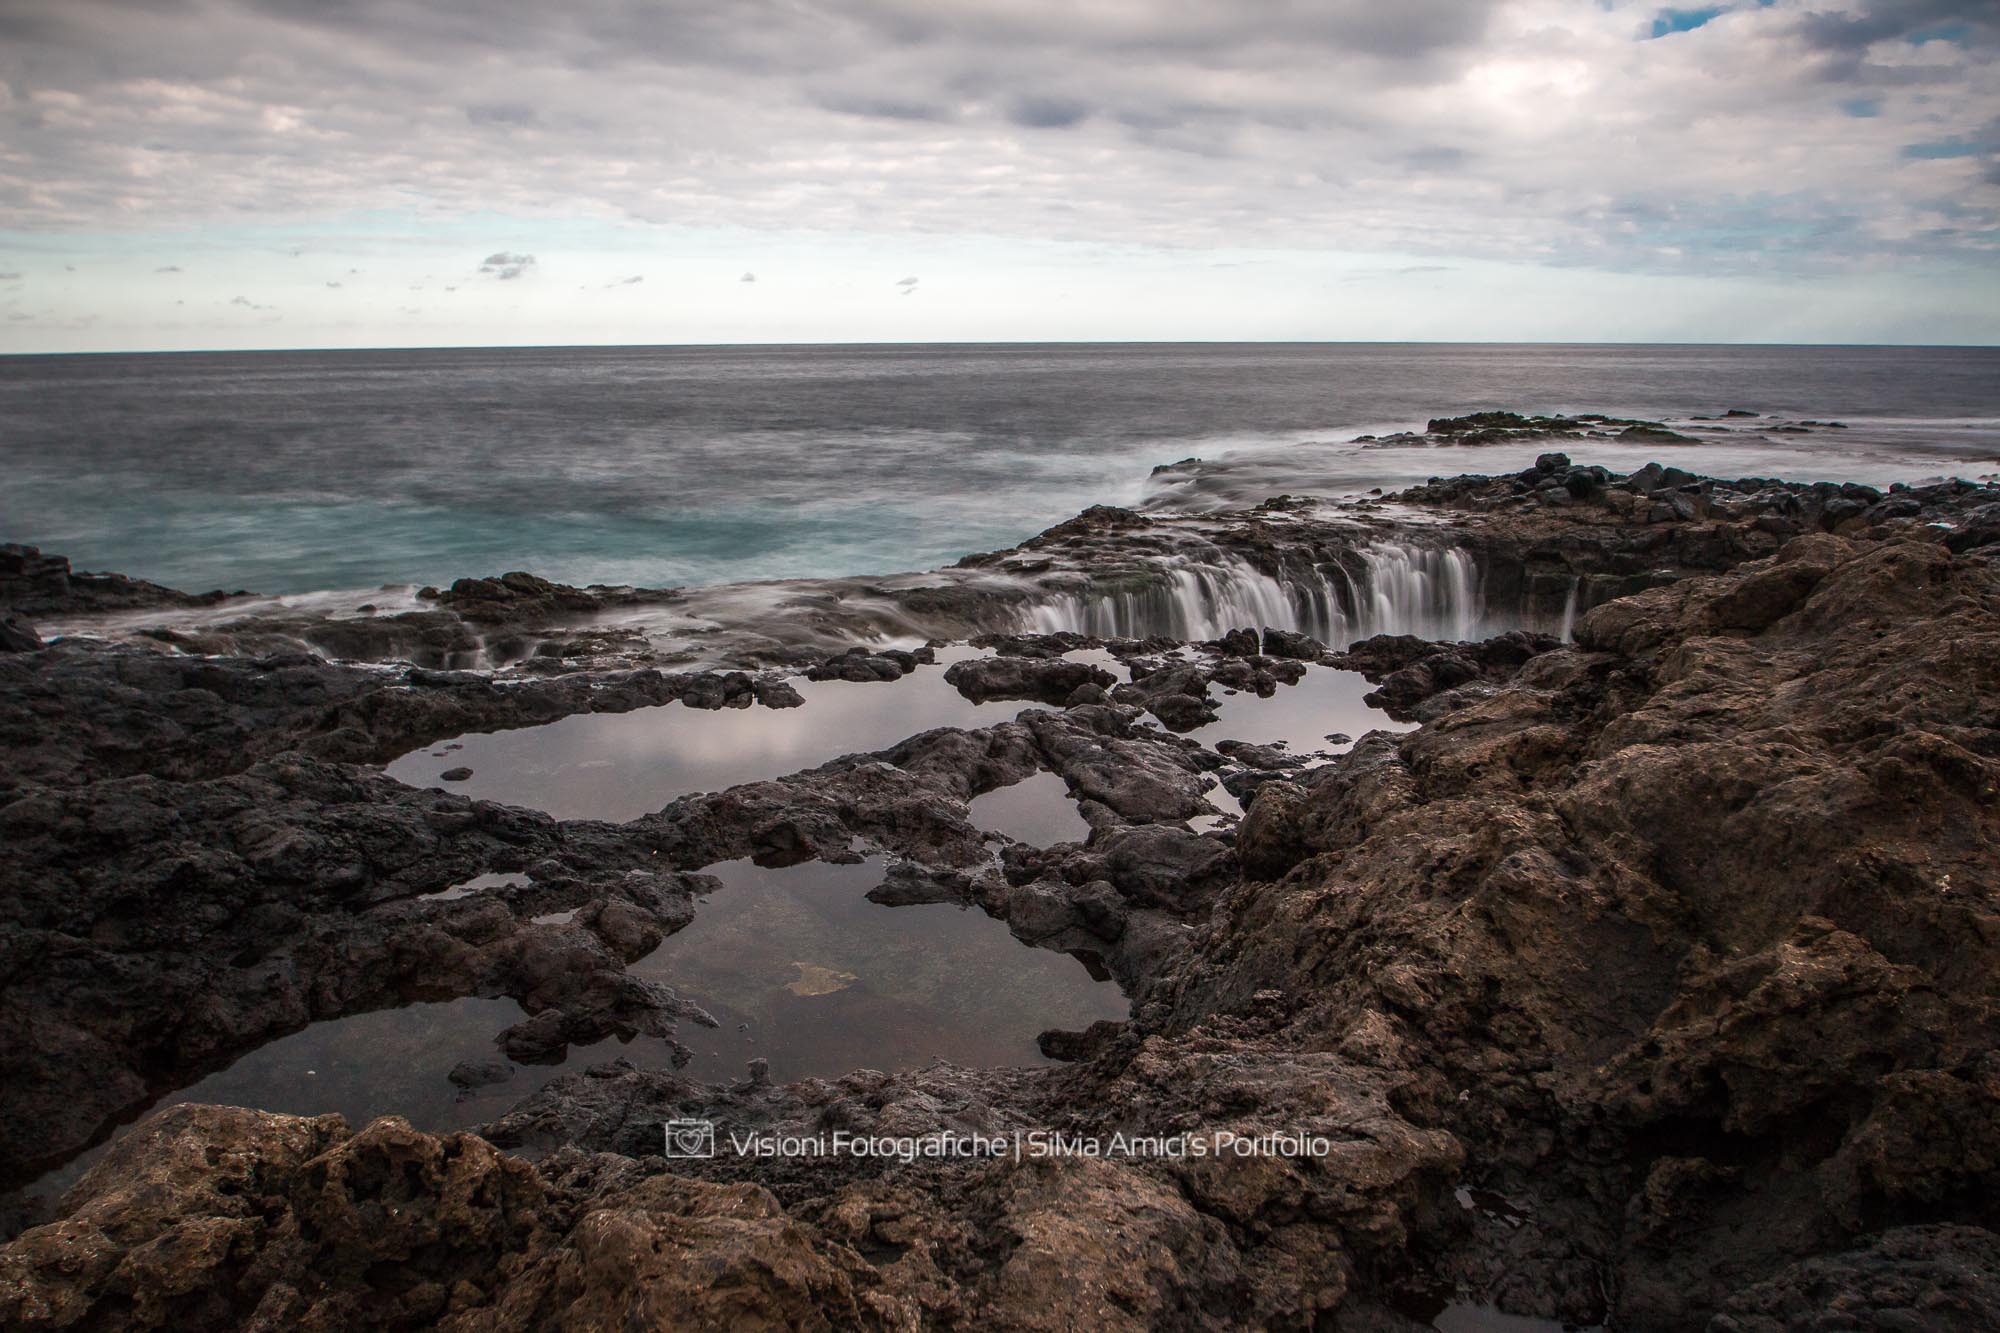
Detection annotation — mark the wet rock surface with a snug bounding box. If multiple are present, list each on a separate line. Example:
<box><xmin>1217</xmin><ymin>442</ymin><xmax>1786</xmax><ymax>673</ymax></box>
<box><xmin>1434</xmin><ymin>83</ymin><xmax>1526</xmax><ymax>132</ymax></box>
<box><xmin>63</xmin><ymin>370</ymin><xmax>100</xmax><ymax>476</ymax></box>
<box><xmin>1330</xmin><ymin>628</ymin><xmax>1563</xmax><ymax>719</ymax></box>
<box><xmin>426</xmin><ymin>570</ymin><xmax>684</xmax><ymax>626</ymax></box>
<box><xmin>4</xmin><ymin>453</ymin><xmax>1999</xmax><ymax>1329</ymax></box>
<box><xmin>944</xmin><ymin>653</ymin><xmax>1113</xmax><ymax>703</ymax></box>
<box><xmin>0</xmin><ymin>543</ymin><xmax>239</xmax><ymax>619</ymax></box>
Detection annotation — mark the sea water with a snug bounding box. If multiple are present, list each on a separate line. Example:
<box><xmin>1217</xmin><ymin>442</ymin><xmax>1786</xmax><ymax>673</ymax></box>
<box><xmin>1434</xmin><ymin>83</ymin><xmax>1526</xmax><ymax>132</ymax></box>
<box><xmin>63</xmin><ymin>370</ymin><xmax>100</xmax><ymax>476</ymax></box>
<box><xmin>4</xmin><ymin>343</ymin><xmax>1996</xmax><ymax>597</ymax></box>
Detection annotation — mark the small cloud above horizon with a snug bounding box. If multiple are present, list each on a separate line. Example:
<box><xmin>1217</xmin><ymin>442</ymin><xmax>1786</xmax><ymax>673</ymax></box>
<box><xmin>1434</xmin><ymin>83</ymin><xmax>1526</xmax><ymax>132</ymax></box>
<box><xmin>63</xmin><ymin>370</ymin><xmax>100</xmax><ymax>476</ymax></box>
<box><xmin>479</xmin><ymin>252</ymin><xmax>536</xmax><ymax>280</ymax></box>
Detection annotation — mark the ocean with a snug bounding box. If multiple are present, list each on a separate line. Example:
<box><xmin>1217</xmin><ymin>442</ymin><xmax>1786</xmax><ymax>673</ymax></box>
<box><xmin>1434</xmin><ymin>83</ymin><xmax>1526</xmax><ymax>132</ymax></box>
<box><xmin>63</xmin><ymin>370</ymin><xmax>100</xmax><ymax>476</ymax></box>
<box><xmin>3</xmin><ymin>342</ymin><xmax>1997</xmax><ymax>597</ymax></box>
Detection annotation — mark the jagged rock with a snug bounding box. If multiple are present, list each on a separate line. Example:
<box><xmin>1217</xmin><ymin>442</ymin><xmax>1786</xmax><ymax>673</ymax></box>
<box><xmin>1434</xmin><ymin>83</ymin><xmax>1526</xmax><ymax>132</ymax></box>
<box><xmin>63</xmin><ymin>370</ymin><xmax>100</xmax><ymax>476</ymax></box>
<box><xmin>1061</xmin><ymin>823</ymin><xmax>1235</xmax><ymax>912</ymax></box>
<box><xmin>0</xmin><ymin>617</ymin><xmax>38</xmax><ymax>653</ymax></box>
<box><xmin>1710</xmin><ymin>1226</ymin><xmax>2000</xmax><ymax>1332</ymax></box>
<box><xmin>6</xmin><ymin>460</ymin><xmax>2000</xmax><ymax>1330</ymax></box>
<box><xmin>0</xmin><ymin>755</ymin><xmax>709</xmax><ymax>1182</ymax></box>
<box><xmin>435</xmin><ymin>570</ymin><xmax>680</xmax><ymax>626</ymax></box>
<box><xmin>945</xmin><ymin>655</ymin><xmax>1114</xmax><ymax>704</ymax></box>
<box><xmin>806</xmin><ymin>646</ymin><xmax>921</xmax><ymax>683</ymax></box>
<box><xmin>1112</xmin><ymin>663</ymin><xmax>1218</xmax><ymax>732</ymax></box>
<box><xmin>0</xmin><ymin>543</ymin><xmax>234</xmax><ymax>616</ymax></box>
<box><xmin>1260</xmin><ymin>628</ymin><xmax>1323</xmax><ymax>659</ymax></box>
<box><xmin>1944</xmin><ymin>502</ymin><xmax>2000</xmax><ymax>554</ymax></box>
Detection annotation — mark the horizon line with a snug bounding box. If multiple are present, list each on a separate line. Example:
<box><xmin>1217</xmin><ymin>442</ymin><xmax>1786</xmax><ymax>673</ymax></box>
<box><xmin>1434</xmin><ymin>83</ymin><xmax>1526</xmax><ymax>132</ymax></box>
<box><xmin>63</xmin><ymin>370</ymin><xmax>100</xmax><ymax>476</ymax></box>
<box><xmin>5</xmin><ymin>336</ymin><xmax>2000</xmax><ymax>358</ymax></box>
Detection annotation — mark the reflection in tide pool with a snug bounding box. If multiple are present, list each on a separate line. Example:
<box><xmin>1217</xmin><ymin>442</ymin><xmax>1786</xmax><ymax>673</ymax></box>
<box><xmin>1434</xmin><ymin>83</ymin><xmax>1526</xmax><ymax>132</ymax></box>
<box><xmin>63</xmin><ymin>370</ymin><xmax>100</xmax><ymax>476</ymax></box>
<box><xmin>969</xmin><ymin>769</ymin><xmax>1090</xmax><ymax>847</ymax></box>
<box><xmin>633</xmin><ymin>857</ymin><xmax>1128</xmax><ymax>1083</ymax></box>
<box><xmin>1193</xmin><ymin>665</ymin><xmax>1414</xmax><ymax>757</ymax></box>
<box><xmin>385</xmin><ymin>648</ymin><xmax>1024</xmax><ymax>821</ymax></box>
<box><xmin>424</xmin><ymin>871</ymin><xmax>528</xmax><ymax>901</ymax></box>
<box><xmin>17</xmin><ymin>996</ymin><xmax>633</xmax><ymax>1209</ymax></box>
<box><xmin>1189</xmin><ymin>783</ymin><xmax>1245</xmax><ymax>835</ymax></box>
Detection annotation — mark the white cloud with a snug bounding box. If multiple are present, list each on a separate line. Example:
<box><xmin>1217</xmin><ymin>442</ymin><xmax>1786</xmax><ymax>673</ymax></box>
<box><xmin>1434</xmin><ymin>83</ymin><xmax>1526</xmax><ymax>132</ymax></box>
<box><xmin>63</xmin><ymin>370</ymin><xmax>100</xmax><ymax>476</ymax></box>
<box><xmin>0</xmin><ymin>0</ymin><xmax>1994</xmax><ymax>347</ymax></box>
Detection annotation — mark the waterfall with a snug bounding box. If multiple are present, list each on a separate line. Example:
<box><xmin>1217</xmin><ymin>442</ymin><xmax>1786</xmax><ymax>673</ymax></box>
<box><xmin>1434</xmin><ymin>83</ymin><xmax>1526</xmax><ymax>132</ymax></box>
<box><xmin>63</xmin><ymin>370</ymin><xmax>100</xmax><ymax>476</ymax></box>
<box><xmin>1352</xmin><ymin>545</ymin><xmax>1482</xmax><ymax>643</ymax></box>
<box><xmin>1557</xmin><ymin>578</ymin><xmax>1581</xmax><ymax>643</ymax></box>
<box><xmin>1026</xmin><ymin>542</ymin><xmax>1485</xmax><ymax>646</ymax></box>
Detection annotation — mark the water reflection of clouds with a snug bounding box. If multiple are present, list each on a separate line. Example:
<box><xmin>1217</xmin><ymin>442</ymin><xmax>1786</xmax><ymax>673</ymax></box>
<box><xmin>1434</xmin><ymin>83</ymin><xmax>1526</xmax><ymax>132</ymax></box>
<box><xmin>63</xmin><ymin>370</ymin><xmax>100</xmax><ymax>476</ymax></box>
<box><xmin>387</xmin><ymin>651</ymin><xmax>1025</xmax><ymax>821</ymax></box>
<box><xmin>634</xmin><ymin>856</ymin><xmax>1128</xmax><ymax>1083</ymax></box>
<box><xmin>1193</xmin><ymin>667</ymin><xmax>1413</xmax><ymax>758</ymax></box>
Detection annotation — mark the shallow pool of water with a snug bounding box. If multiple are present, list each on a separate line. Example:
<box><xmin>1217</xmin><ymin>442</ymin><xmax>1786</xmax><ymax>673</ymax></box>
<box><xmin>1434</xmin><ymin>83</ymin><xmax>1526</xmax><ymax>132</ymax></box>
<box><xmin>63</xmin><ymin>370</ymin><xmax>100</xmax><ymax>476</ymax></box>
<box><xmin>969</xmin><ymin>769</ymin><xmax>1091</xmax><ymax>847</ymax></box>
<box><xmin>14</xmin><ymin>995</ymin><xmax>624</xmax><ymax>1211</ymax></box>
<box><xmin>424</xmin><ymin>871</ymin><xmax>528</xmax><ymax>901</ymax></box>
<box><xmin>1189</xmin><ymin>782</ymin><xmax>1245</xmax><ymax>834</ymax></box>
<box><xmin>1192</xmin><ymin>665</ymin><xmax>1412</xmax><ymax>757</ymax></box>
<box><xmin>385</xmin><ymin>647</ymin><xmax>1028</xmax><ymax>821</ymax></box>
<box><xmin>632</xmin><ymin>856</ymin><xmax>1128</xmax><ymax>1083</ymax></box>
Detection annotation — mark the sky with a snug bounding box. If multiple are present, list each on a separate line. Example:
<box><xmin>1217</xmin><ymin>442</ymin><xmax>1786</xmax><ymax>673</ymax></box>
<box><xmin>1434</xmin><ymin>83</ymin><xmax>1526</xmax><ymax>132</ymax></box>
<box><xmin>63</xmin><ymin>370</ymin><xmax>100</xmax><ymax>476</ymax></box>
<box><xmin>0</xmin><ymin>0</ymin><xmax>1996</xmax><ymax>351</ymax></box>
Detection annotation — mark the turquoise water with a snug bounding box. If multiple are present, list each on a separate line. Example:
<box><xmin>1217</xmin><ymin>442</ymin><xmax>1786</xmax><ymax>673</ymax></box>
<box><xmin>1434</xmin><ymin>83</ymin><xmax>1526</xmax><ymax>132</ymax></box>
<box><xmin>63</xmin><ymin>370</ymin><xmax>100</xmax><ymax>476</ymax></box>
<box><xmin>3</xmin><ymin>342</ymin><xmax>1996</xmax><ymax>595</ymax></box>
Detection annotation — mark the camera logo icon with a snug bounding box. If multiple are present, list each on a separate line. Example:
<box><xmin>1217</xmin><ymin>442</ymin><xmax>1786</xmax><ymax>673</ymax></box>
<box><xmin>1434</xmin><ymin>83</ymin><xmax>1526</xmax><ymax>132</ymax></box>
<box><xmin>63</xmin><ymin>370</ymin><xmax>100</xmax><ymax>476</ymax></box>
<box><xmin>663</xmin><ymin>1119</ymin><xmax>716</xmax><ymax>1158</ymax></box>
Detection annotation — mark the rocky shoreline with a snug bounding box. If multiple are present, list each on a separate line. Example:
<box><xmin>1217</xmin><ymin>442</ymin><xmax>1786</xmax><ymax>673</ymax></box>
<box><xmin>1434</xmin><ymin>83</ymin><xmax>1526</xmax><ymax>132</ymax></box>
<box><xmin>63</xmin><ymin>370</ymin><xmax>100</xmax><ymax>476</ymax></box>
<box><xmin>2</xmin><ymin>437</ymin><xmax>1998</xmax><ymax>1330</ymax></box>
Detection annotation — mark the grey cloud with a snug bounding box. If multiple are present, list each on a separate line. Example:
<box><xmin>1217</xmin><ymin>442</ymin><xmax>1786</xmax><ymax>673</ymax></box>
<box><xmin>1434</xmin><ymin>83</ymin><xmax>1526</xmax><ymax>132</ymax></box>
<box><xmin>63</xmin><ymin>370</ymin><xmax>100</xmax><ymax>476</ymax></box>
<box><xmin>324</xmin><ymin>280</ymin><xmax>341</xmax><ymax>287</ymax></box>
<box><xmin>1008</xmin><ymin>96</ymin><xmax>1089</xmax><ymax>129</ymax></box>
<box><xmin>1398</xmin><ymin>146</ymin><xmax>1471</xmax><ymax>171</ymax></box>
<box><xmin>740</xmin><ymin>271</ymin><xmax>757</xmax><ymax>283</ymax></box>
<box><xmin>228</xmin><ymin>295</ymin><xmax>273</xmax><ymax>310</ymax></box>
<box><xmin>605</xmin><ymin>274</ymin><xmax>643</xmax><ymax>287</ymax></box>
<box><xmin>1</xmin><ymin>0</ymin><xmax>1995</xmax><ymax>278</ymax></box>
<box><xmin>478</xmin><ymin>251</ymin><xmax>536</xmax><ymax>279</ymax></box>
<box><xmin>467</xmin><ymin>101</ymin><xmax>537</xmax><ymax>125</ymax></box>
<box><xmin>155</xmin><ymin>265</ymin><xmax>181</xmax><ymax>273</ymax></box>
<box><xmin>818</xmin><ymin>93</ymin><xmax>954</xmax><ymax>122</ymax></box>
<box><xmin>1797</xmin><ymin>0</ymin><xmax>1998</xmax><ymax>52</ymax></box>
<box><xmin>0</xmin><ymin>272</ymin><xmax>19</xmax><ymax>280</ymax></box>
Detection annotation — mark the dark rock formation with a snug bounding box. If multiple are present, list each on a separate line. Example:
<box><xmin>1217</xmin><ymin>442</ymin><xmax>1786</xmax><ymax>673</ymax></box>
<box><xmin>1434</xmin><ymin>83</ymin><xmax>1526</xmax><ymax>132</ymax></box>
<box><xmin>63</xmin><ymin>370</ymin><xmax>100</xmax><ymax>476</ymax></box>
<box><xmin>1259</xmin><ymin>627</ymin><xmax>1323</xmax><ymax>660</ymax></box>
<box><xmin>1330</xmin><ymin>628</ymin><xmax>1562</xmax><ymax>718</ymax></box>
<box><xmin>944</xmin><ymin>654</ymin><xmax>1114</xmax><ymax>704</ymax></box>
<box><xmin>0</xmin><ymin>543</ymin><xmax>238</xmax><ymax>617</ymax></box>
<box><xmin>0</xmin><ymin>616</ymin><xmax>38</xmax><ymax>653</ymax></box>
<box><xmin>429</xmin><ymin>570</ymin><xmax>682</xmax><ymax>625</ymax></box>
<box><xmin>804</xmin><ymin>645</ymin><xmax>934</xmax><ymax>683</ymax></box>
<box><xmin>4</xmin><ymin>459</ymin><xmax>1999</xmax><ymax>1330</ymax></box>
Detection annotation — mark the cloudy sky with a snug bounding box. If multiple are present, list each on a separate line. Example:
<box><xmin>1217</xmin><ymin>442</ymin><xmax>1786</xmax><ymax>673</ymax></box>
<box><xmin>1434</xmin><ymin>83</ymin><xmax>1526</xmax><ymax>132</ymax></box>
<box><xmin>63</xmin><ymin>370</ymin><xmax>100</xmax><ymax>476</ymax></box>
<box><xmin>0</xmin><ymin>0</ymin><xmax>1995</xmax><ymax>351</ymax></box>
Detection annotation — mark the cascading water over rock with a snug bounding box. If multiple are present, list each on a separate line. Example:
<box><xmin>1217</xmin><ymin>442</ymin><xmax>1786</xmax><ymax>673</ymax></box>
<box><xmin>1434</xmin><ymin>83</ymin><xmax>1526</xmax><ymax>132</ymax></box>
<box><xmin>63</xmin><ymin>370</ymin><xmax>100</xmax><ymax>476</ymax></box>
<box><xmin>1026</xmin><ymin>542</ymin><xmax>1486</xmax><ymax>645</ymax></box>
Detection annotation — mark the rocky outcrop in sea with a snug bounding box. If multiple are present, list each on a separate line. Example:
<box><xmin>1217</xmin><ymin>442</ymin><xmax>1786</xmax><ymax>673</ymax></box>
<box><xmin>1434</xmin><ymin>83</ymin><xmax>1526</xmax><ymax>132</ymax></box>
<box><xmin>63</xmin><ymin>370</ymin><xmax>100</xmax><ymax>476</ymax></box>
<box><xmin>2</xmin><ymin>439</ymin><xmax>1997</xmax><ymax>1330</ymax></box>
